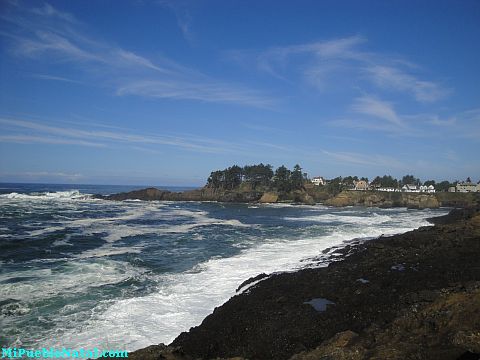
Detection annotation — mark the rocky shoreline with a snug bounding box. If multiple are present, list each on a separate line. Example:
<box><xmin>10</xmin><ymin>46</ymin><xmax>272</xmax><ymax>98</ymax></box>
<box><xmin>95</xmin><ymin>186</ymin><xmax>480</xmax><ymax>209</ymax></box>
<box><xmin>127</xmin><ymin>206</ymin><xmax>480</xmax><ymax>360</ymax></box>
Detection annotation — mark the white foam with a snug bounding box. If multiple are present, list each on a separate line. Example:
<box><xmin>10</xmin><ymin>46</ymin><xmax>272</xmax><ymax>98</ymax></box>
<box><xmin>0</xmin><ymin>260</ymin><xmax>145</xmax><ymax>302</ymax></box>
<box><xmin>75</xmin><ymin>245</ymin><xmax>143</xmax><ymax>259</ymax></box>
<box><xmin>284</xmin><ymin>212</ymin><xmax>392</xmax><ymax>225</ymax></box>
<box><xmin>0</xmin><ymin>190</ymin><xmax>89</xmax><ymax>200</ymax></box>
<box><xmin>28</xmin><ymin>226</ymin><xmax>67</xmax><ymax>237</ymax></box>
<box><xmin>48</xmin><ymin>208</ymin><xmax>443</xmax><ymax>351</ymax></box>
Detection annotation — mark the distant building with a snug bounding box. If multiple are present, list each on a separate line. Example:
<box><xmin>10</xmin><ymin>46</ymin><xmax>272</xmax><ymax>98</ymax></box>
<box><xmin>456</xmin><ymin>181</ymin><xmax>478</xmax><ymax>193</ymax></box>
<box><xmin>402</xmin><ymin>184</ymin><xmax>420</xmax><ymax>193</ymax></box>
<box><xmin>311</xmin><ymin>176</ymin><xmax>326</xmax><ymax>186</ymax></box>
<box><xmin>377</xmin><ymin>187</ymin><xmax>398</xmax><ymax>192</ymax></box>
<box><xmin>418</xmin><ymin>185</ymin><xmax>436</xmax><ymax>193</ymax></box>
<box><xmin>448</xmin><ymin>186</ymin><xmax>456</xmax><ymax>192</ymax></box>
<box><xmin>354</xmin><ymin>180</ymin><xmax>368</xmax><ymax>191</ymax></box>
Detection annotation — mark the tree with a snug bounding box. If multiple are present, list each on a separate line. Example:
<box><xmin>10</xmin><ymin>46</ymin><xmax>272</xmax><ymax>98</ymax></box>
<box><xmin>243</xmin><ymin>163</ymin><xmax>274</xmax><ymax>189</ymax></box>
<box><xmin>466</xmin><ymin>177</ymin><xmax>472</xmax><ymax>183</ymax></box>
<box><xmin>342</xmin><ymin>176</ymin><xmax>359</xmax><ymax>188</ymax></box>
<box><xmin>290</xmin><ymin>164</ymin><xmax>304</xmax><ymax>190</ymax></box>
<box><xmin>325</xmin><ymin>176</ymin><xmax>344</xmax><ymax>195</ymax></box>
<box><xmin>424</xmin><ymin>180</ymin><xmax>436</xmax><ymax>187</ymax></box>
<box><xmin>371</xmin><ymin>176</ymin><xmax>382</xmax><ymax>187</ymax></box>
<box><xmin>274</xmin><ymin>165</ymin><xmax>291</xmax><ymax>192</ymax></box>
<box><xmin>207</xmin><ymin>170</ymin><xmax>224</xmax><ymax>188</ymax></box>
<box><xmin>224</xmin><ymin>165</ymin><xmax>242</xmax><ymax>190</ymax></box>
<box><xmin>435</xmin><ymin>180</ymin><xmax>452</xmax><ymax>192</ymax></box>
<box><xmin>401</xmin><ymin>175</ymin><xmax>420</xmax><ymax>187</ymax></box>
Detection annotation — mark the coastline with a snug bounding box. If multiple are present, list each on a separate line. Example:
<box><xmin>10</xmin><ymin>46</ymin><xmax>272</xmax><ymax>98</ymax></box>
<box><xmin>96</xmin><ymin>186</ymin><xmax>480</xmax><ymax>209</ymax></box>
<box><xmin>128</xmin><ymin>205</ymin><xmax>480</xmax><ymax>360</ymax></box>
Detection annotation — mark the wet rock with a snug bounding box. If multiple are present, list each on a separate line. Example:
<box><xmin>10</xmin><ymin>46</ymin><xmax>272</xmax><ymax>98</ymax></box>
<box><xmin>236</xmin><ymin>273</ymin><xmax>269</xmax><ymax>292</ymax></box>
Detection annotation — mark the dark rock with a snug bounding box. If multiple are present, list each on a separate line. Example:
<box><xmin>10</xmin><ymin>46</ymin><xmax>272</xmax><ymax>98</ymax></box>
<box><xmin>164</xmin><ymin>208</ymin><xmax>480</xmax><ymax>359</ymax></box>
<box><xmin>236</xmin><ymin>273</ymin><xmax>269</xmax><ymax>293</ymax></box>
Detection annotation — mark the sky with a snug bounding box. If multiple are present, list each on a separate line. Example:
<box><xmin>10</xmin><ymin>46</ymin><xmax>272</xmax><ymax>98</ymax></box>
<box><xmin>0</xmin><ymin>0</ymin><xmax>479</xmax><ymax>186</ymax></box>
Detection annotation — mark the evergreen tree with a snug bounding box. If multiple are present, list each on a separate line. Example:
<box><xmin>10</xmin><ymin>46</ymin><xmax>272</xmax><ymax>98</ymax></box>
<box><xmin>274</xmin><ymin>165</ymin><xmax>291</xmax><ymax>192</ymax></box>
<box><xmin>290</xmin><ymin>164</ymin><xmax>304</xmax><ymax>190</ymax></box>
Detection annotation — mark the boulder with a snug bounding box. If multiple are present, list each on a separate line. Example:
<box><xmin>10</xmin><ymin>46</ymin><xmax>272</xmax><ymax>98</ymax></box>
<box><xmin>259</xmin><ymin>192</ymin><xmax>279</xmax><ymax>203</ymax></box>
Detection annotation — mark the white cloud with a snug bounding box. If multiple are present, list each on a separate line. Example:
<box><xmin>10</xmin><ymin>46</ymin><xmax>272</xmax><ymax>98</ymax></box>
<box><xmin>235</xmin><ymin>35</ymin><xmax>448</xmax><ymax>103</ymax></box>
<box><xmin>158</xmin><ymin>0</ymin><xmax>194</xmax><ymax>41</ymax></box>
<box><xmin>31</xmin><ymin>74</ymin><xmax>83</xmax><ymax>84</ymax></box>
<box><xmin>0</xmin><ymin>117</ymin><xmax>248</xmax><ymax>154</ymax></box>
<box><xmin>2</xmin><ymin>2</ymin><xmax>272</xmax><ymax>108</ymax></box>
<box><xmin>351</xmin><ymin>96</ymin><xmax>404</xmax><ymax>127</ymax></box>
<box><xmin>321</xmin><ymin>149</ymin><xmax>405</xmax><ymax>168</ymax></box>
<box><xmin>366</xmin><ymin>65</ymin><xmax>449</xmax><ymax>102</ymax></box>
<box><xmin>0</xmin><ymin>134</ymin><xmax>104</xmax><ymax>147</ymax></box>
<box><xmin>30</xmin><ymin>3</ymin><xmax>78</xmax><ymax>23</ymax></box>
<box><xmin>116</xmin><ymin>80</ymin><xmax>274</xmax><ymax>108</ymax></box>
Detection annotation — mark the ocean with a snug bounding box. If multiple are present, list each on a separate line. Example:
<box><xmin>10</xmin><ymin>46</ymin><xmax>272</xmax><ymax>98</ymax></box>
<box><xmin>0</xmin><ymin>183</ymin><xmax>448</xmax><ymax>351</ymax></box>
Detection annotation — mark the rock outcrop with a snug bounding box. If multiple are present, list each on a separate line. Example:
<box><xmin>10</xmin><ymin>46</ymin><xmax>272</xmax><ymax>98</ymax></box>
<box><xmin>259</xmin><ymin>192</ymin><xmax>278</xmax><ymax>203</ymax></box>
<box><xmin>97</xmin><ymin>187</ymin><xmax>263</xmax><ymax>203</ymax></box>
<box><xmin>325</xmin><ymin>191</ymin><xmax>441</xmax><ymax>209</ymax></box>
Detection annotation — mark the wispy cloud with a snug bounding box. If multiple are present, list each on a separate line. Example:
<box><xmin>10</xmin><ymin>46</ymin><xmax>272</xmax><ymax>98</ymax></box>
<box><xmin>231</xmin><ymin>35</ymin><xmax>448</xmax><ymax>103</ymax></box>
<box><xmin>158</xmin><ymin>0</ymin><xmax>194</xmax><ymax>41</ymax></box>
<box><xmin>1</xmin><ymin>2</ymin><xmax>272</xmax><ymax>108</ymax></box>
<box><xmin>0</xmin><ymin>134</ymin><xmax>104</xmax><ymax>147</ymax></box>
<box><xmin>31</xmin><ymin>74</ymin><xmax>83</xmax><ymax>84</ymax></box>
<box><xmin>351</xmin><ymin>95</ymin><xmax>405</xmax><ymax>127</ymax></box>
<box><xmin>0</xmin><ymin>117</ymin><xmax>255</xmax><ymax>154</ymax></box>
<box><xmin>320</xmin><ymin>149</ymin><xmax>405</xmax><ymax>169</ymax></box>
<box><xmin>30</xmin><ymin>3</ymin><xmax>78</xmax><ymax>23</ymax></box>
<box><xmin>365</xmin><ymin>65</ymin><xmax>449</xmax><ymax>102</ymax></box>
<box><xmin>116</xmin><ymin>80</ymin><xmax>274</xmax><ymax>108</ymax></box>
<box><xmin>0</xmin><ymin>171</ymin><xmax>84</xmax><ymax>182</ymax></box>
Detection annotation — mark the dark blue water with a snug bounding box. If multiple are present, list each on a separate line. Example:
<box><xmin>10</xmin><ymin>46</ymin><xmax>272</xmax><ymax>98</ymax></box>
<box><xmin>0</xmin><ymin>183</ymin><xmax>448</xmax><ymax>351</ymax></box>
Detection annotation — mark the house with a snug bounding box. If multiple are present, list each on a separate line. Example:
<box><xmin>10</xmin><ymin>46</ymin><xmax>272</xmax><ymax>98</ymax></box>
<box><xmin>377</xmin><ymin>187</ymin><xmax>398</xmax><ymax>192</ymax></box>
<box><xmin>418</xmin><ymin>185</ymin><xmax>436</xmax><ymax>193</ymax></box>
<box><xmin>448</xmin><ymin>186</ymin><xmax>456</xmax><ymax>192</ymax></box>
<box><xmin>402</xmin><ymin>184</ymin><xmax>420</xmax><ymax>193</ymax></box>
<box><xmin>311</xmin><ymin>176</ymin><xmax>326</xmax><ymax>186</ymax></box>
<box><xmin>456</xmin><ymin>181</ymin><xmax>478</xmax><ymax>193</ymax></box>
<box><xmin>354</xmin><ymin>180</ymin><xmax>368</xmax><ymax>190</ymax></box>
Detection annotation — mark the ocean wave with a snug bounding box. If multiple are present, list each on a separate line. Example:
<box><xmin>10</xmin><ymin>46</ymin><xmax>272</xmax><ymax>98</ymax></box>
<box><xmin>283</xmin><ymin>212</ymin><xmax>393</xmax><ymax>225</ymax></box>
<box><xmin>0</xmin><ymin>190</ymin><xmax>90</xmax><ymax>201</ymax></box>
<box><xmin>45</xmin><ymin>211</ymin><xmax>436</xmax><ymax>351</ymax></box>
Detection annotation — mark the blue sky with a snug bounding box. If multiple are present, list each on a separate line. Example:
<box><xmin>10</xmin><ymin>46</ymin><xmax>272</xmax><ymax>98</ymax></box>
<box><xmin>0</xmin><ymin>0</ymin><xmax>479</xmax><ymax>186</ymax></box>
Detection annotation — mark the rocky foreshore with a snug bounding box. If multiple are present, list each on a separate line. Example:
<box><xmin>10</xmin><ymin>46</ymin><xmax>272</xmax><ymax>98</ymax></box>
<box><xmin>127</xmin><ymin>206</ymin><xmax>480</xmax><ymax>360</ymax></box>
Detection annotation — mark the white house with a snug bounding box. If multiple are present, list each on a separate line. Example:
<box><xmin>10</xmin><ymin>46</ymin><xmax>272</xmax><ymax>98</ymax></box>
<box><xmin>377</xmin><ymin>187</ymin><xmax>398</xmax><ymax>192</ymax></box>
<box><xmin>456</xmin><ymin>181</ymin><xmax>479</xmax><ymax>193</ymax></box>
<box><xmin>311</xmin><ymin>176</ymin><xmax>326</xmax><ymax>186</ymax></box>
<box><xmin>402</xmin><ymin>184</ymin><xmax>420</xmax><ymax>193</ymax></box>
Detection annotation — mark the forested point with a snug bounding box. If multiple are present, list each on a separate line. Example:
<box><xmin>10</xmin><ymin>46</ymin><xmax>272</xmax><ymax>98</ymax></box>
<box><xmin>206</xmin><ymin>163</ymin><xmax>307</xmax><ymax>192</ymax></box>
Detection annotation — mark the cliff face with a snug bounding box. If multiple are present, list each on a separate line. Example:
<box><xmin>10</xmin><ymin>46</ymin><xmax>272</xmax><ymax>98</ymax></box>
<box><xmin>96</xmin><ymin>187</ymin><xmax>316</xmax><ymax>204</ymax></box>
<box><xmin>324</xmin><ymin>191</ymin><xmax>440</xmax><ymax>209</ymax></box>
<box><xmin>97</xmin><ymin>187</ymin><xmax>264</xmax><ymax>203</ymax></box>
<box><xmin>98</xmin><ymin>187</ymin><xmax>480</xmax><ymax>209</ymax></box>
<box><xmin>324</xmin><ymin>190</ymin><xmax>480</xmax><ymax>209</ymax></box>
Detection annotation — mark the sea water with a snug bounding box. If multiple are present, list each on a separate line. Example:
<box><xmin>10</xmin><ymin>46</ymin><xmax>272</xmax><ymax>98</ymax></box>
<box><xmin>0</xmin><ymin>183</ymin><xmax>448</xmax><ymax>351</ymax></box>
